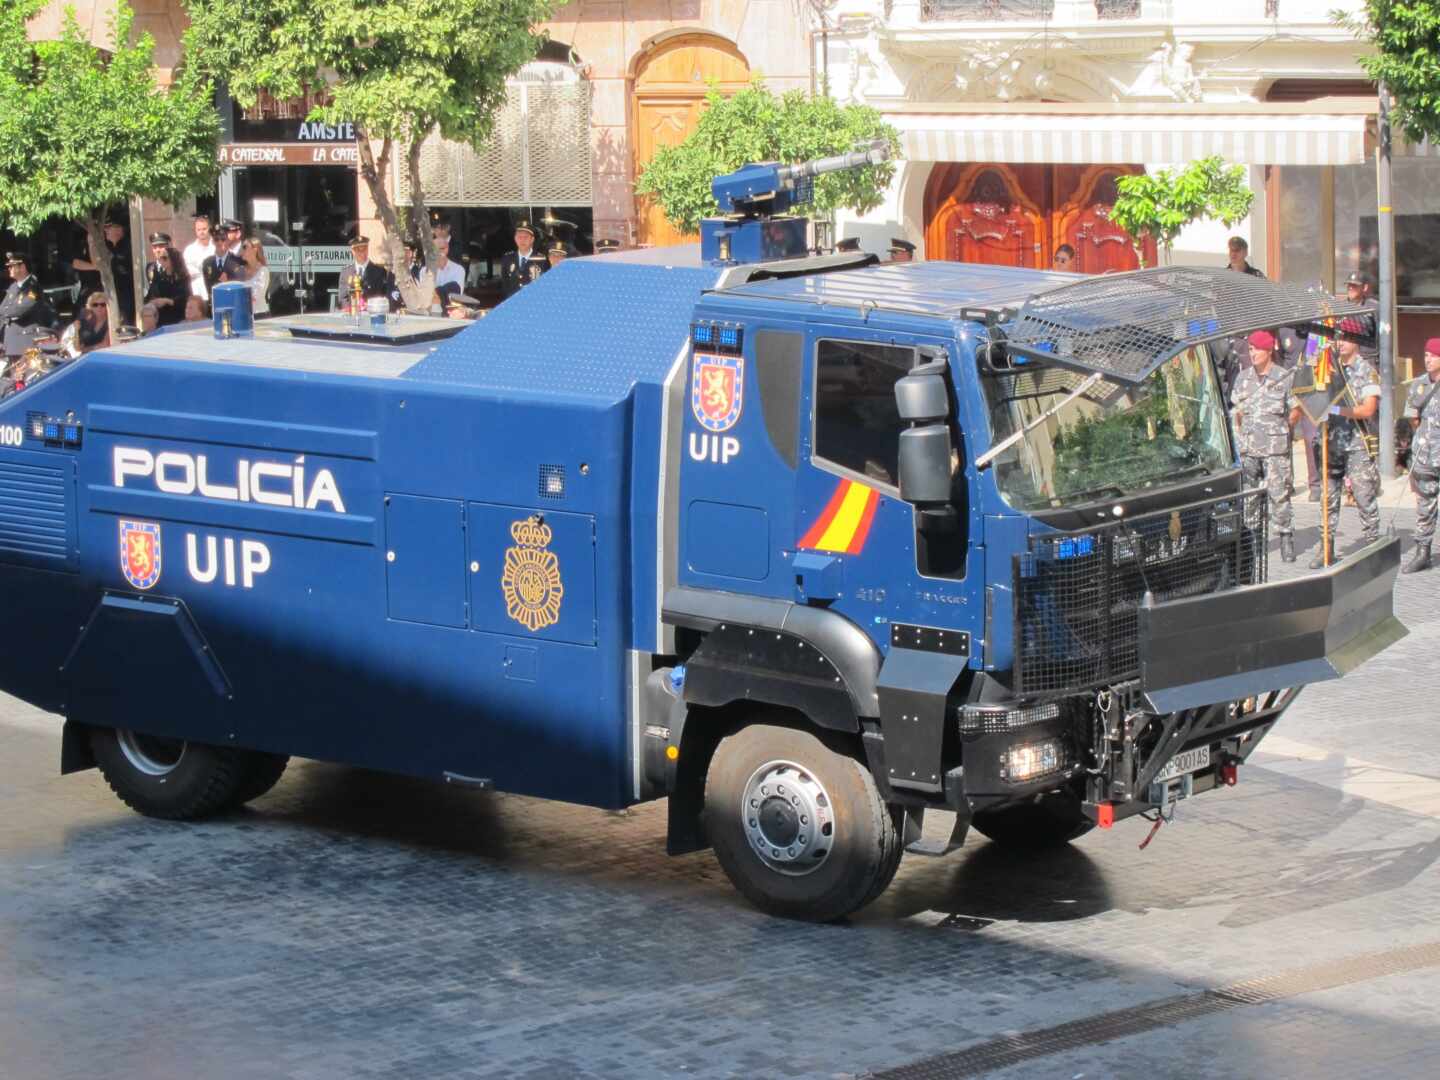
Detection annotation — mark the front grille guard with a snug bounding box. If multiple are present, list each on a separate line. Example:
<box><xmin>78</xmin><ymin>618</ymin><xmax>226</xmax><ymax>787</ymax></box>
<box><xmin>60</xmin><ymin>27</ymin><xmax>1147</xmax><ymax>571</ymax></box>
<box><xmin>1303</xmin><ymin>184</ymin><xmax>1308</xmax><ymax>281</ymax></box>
<box><xmin>1013</xmin><ymin>488</ymin><xmax>1269</xmax><ymax>698</ymax></box>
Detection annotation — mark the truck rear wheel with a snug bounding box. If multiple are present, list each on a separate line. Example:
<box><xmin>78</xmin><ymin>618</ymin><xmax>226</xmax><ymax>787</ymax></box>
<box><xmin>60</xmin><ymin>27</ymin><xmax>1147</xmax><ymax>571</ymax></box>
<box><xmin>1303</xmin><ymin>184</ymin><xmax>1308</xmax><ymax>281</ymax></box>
<box><xmin>971</xmin><ymin>791</ymin><xmax>1093</xmax><ymax>850</ymax></box>
<box><xmin>703</xmin><ymin>723</ymin><xmax>902</xmax><ymax>922</ymax></box>
<box><xmin>89</xmin><ymin>727</ymin><xmax>251</xmax><ymax>821</ymax></box>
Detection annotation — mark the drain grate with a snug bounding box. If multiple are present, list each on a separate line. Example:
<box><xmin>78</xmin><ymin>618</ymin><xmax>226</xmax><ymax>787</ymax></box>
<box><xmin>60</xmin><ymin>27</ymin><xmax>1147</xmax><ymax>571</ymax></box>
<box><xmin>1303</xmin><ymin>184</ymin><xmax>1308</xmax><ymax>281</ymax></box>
<box><xmin>871</xmin><ymin>940</ymin><xmax>1440</xmax><ymax>1079</ymax></box>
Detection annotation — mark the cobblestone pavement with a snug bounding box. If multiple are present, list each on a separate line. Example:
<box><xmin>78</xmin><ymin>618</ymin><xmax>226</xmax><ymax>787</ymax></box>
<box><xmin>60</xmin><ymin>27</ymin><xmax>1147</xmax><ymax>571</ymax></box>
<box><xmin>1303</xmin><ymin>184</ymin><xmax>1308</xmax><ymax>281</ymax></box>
<box><xmin>2</xmin><ymin>504</ymin><xmax>1438</xmax><ymax>1080</ymax></box>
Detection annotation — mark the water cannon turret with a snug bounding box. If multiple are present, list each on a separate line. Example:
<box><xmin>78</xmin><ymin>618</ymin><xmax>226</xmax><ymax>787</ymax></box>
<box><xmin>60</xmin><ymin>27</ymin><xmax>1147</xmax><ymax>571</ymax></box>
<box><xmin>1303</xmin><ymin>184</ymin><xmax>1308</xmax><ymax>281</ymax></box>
<box><xmin>701</xmin><ymin>139</ymin><xmax>892</xmax><ymax>265</ymax></box>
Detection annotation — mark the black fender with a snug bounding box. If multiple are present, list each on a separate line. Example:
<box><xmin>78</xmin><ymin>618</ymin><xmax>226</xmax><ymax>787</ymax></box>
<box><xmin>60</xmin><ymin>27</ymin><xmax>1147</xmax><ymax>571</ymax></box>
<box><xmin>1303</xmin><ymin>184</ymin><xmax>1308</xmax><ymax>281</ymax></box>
<box><xmin>662</xmin><ymin>586</ymin><xmax>881</xmax><ymax>732</ymax></box>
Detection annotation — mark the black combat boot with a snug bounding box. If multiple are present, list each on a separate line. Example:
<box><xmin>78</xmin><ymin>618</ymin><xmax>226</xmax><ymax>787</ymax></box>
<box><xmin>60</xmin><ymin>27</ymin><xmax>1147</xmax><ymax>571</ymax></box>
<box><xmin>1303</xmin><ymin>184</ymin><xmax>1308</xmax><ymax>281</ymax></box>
<box><xmin>1402</xmin><ymin>543</ymin><xmax>1431</xmax><ymax>575</ymax></box>
<box><xmin>1308</xmin><ymin>541</ymin><xmax>1334</xmax><ymax>570</ymax></box>
<box><xmin>1280</xmin><ymin>533</ymin><xmax>1296</xmax><ymax>563</ymax></box>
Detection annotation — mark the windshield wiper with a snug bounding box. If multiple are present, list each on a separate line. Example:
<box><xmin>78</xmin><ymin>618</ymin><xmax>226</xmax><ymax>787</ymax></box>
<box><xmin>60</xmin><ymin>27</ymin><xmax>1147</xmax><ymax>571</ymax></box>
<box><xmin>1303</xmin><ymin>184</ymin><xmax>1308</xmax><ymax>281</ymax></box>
<box><xmin>1056</xmin><ymin>484</ymin><xmax>1126</xmax><ymax>505</ymax></box>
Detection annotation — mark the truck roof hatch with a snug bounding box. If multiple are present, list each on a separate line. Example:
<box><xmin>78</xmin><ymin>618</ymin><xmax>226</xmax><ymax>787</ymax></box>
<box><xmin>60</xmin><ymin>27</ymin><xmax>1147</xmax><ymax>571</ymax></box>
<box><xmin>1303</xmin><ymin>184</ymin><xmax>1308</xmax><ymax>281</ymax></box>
<box><xmin>1001</xmin><ymin>267</ymin><xmax>1372</xmax><ymax>385</ymax></box>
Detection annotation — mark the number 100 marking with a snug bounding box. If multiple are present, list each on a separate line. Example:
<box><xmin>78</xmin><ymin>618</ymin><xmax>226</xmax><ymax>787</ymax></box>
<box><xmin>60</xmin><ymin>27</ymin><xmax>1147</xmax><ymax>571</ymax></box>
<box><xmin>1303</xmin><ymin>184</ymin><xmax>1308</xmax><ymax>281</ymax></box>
<box><xmin>0</xmin><ymin>425</ymin><xmax>23</xmax><ymax>447</ymax></box>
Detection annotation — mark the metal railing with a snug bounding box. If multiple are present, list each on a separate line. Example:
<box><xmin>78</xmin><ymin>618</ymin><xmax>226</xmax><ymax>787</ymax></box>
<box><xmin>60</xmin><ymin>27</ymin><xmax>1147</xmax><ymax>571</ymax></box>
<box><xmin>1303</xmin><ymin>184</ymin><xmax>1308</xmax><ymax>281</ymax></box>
<box><xmin>920</xmin><ymin>0</ymin><xmax>1055</xmax><ymax>19</ymax></box>
<box><xmin>1095</xmin><ymin>0</ymin><xmax>1141</xmax><ymax>16</ymax></box>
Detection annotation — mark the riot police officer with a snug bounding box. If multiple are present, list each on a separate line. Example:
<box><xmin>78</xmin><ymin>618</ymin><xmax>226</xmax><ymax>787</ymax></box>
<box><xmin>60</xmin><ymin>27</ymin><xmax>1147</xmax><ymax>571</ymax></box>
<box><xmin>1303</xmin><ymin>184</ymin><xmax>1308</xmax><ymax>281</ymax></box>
<box><xmin>1231</xmin><ymin>330</ymin><xmax>1298</xmax><ymax>562</ymax></box>
<box><xmin>1312</xmin><ymin>320</ymin><xmax>1382</xmax><ymax>568</ymax></box>
<box><xmin>1</xmin><ymin>252</ymin><xmax>58</xmax><ymax>360</ymax></box>
<box><xmin>1402</xmin><ymin>337</ymin><xmax>1440</xmax><ymax>573</ymax></box>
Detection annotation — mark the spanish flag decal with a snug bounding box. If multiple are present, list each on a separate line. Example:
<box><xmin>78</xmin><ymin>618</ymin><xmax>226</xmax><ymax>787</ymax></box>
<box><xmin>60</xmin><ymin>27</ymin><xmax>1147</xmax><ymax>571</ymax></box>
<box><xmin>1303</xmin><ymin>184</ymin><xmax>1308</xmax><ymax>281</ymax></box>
<box><xmin>798</xmin><ymin>479</ymin><xmax>881</xmax><ymax>555</ymax></box>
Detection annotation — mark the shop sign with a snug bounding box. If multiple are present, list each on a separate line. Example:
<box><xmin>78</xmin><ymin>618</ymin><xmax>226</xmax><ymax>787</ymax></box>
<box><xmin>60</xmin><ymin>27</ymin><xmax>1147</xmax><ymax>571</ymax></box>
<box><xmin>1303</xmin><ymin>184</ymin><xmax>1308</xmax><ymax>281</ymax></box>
<box><xmin>217</xmin><ymin>143</ymin><xmax>361</xmax><ymax>166</ymax></box>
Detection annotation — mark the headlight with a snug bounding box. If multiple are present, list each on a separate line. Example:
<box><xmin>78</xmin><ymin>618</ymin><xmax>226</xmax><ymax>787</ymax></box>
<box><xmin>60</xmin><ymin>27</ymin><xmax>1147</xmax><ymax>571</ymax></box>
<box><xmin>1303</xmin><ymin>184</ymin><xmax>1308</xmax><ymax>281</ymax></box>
<box><xmin>998</xmin><ymin>738</ymin><xmax>1067</xmax><ymax>783</ymax></box>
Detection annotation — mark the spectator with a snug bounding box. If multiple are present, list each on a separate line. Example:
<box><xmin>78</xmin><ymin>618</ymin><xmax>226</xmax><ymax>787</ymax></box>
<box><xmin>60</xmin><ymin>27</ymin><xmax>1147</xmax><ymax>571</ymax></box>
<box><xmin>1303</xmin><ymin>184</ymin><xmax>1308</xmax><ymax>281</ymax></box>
<box><xmin>1226</xmin><ymin>236</ymin><xmax>1264</xmax><ymax>278</ymax></box>
<box><xmin>139</xmin><ymin>303</ymin><xmax>161</xmax><ymax>336</ymax></box>
<box><xmin>241</xmin><ymin>235</ymin><xmax>271</xmax><ymax>318</ymax></box>
<box><xmin>1053</xmin><ymin>244</ymin><xmax>1076</xmax><ymax>271</ymax></box>
<box><xmin>183</xmin><ymin>213</ymin><xmax>217</xmax><ymax>302</ymax></box>
<box><xmin>431</xmin><ymin>241</ymin><xmax>466</xmax><ymax>306</ymax></box>
<box><xmin>62</xmin><ymin>291</ymin><xmax>111</xmax><ymax>356</ymax></box>
<box><xmin>183</xmin><ymin>295</ymin><xmax>208</xmax><ymax>322</ymax></box>
<box><xmin>143</xmin><ymin>232</ymin><xmax>190</xmax><ymax>327</ymax></box>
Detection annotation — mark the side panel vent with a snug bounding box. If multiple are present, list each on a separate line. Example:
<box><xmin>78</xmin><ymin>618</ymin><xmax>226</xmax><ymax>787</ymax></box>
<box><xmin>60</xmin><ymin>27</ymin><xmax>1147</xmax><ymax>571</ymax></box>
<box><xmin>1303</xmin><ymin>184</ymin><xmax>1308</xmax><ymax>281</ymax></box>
<box><xmin>0</xmin><ymin>452</ymin><xmax>76</xmax><ymax>572</ymax></box>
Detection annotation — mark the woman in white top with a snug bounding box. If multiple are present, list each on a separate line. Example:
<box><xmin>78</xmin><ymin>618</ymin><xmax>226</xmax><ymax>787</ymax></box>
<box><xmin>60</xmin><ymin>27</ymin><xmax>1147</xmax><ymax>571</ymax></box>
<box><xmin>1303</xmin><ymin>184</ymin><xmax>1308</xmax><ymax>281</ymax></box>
<box><xmin>242</xmin><ymin>235</ymin><xmax>271</xmax><ymax>317</ymax></box>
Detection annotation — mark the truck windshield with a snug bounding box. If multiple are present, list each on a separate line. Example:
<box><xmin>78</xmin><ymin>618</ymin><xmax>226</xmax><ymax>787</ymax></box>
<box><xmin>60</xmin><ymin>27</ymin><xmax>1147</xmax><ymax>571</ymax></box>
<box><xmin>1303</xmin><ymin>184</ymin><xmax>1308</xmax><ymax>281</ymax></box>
<box><xmin>982</xmin><ymin>345</ymin><xmax>1231</xmax><ymax>510</ymax></box>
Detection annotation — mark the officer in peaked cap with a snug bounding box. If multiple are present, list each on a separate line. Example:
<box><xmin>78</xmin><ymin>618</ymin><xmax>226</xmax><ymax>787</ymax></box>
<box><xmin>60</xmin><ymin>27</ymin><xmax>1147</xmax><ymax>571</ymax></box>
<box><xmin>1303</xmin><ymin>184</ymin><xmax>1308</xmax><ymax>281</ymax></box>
<box><xmin>887</xmin><ymin>237</ymin><xmax>915</xmax><ymax>263</ymax></box>
<box><xmin>1344</xmin><ymin>269</ymin><xmax>1379</xmax><ymax>360</ymax></box>
<box><xmin>547</xmin><ymin>241</ymin><xmax>571</xmax><ymax>266</ymax></box>
<box><xmin>594</xmin><ymin>238</ymin><xmax>621</xmax><ymax>255</ymax></box>
<box><xmin>499</xmin><ymin>220</ymin><xmax>546</xmax><ymax>299</ymax></box>
<box><xmin>2</xmin><ymin>252</ymin><xmax>58</xmax><ymax>360</ymax></box>
<box><xmin>337</xmin><ymin>231</ymin><xmax>397</xmax><ymax>310</ymax></box>
<box><xmin>836</xmin><ymin>237</ymin><xmax>861</xmax><ymax>253</ymax></box>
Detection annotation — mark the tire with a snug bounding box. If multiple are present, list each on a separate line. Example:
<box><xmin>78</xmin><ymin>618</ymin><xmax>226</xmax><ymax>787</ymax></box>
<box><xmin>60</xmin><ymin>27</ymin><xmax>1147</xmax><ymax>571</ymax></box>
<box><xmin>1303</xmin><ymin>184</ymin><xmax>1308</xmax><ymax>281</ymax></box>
<box><xmin>226</xmin><ymin>753</ymin><xmax>290</xmax><ymax>809</ymax></box>
<box><xmin>703</xmin><ymin>723</ymin><xmax>902</xmax><ymax>922</ymax></box>
<box><xmin>970</xmin><ymin>790</ymin><xmax>1094</xmax><ymax>850</ymax></box>
<box><xmin>89</xmin><ymin>727</ymin><xmax>251</xmax><ymax>821</ymax></box>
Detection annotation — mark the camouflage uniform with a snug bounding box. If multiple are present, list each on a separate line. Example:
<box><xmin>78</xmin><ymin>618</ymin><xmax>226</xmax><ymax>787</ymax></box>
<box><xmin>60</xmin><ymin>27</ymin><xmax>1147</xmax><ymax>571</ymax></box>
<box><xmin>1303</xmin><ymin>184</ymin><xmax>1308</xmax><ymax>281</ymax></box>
<box><xmin>1232</xmin><ymin>363</ymin><xmax>1295</xmax><ymax>536</ymax></box>
<box><xmin>1405</xmin><ymin>376</ymin><xmax>1440</xmax><ymax>545</ymax></box>
<box><xmin>1322</xmin><ymin>356</ymin><xmax>1382</xmax><ymax>546</ymax></box>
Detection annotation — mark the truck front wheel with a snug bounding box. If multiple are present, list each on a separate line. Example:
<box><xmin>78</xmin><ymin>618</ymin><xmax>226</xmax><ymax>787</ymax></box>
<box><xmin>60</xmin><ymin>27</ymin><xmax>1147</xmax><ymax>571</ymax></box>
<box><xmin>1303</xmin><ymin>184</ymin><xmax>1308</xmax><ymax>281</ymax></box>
<box><xmin>970</xmin><ymin>791</ymin><xmax>1093</xmax><ymax>850</ymax></box>
<box><xmin>703</xmin><ymin>723</ymin><xmax>902</xmax><ymax>922</ymax></box>
<box><xmin>89</xmin><ymin>727</ymin><xmax>252</xmax><ymax>821</ymax></box>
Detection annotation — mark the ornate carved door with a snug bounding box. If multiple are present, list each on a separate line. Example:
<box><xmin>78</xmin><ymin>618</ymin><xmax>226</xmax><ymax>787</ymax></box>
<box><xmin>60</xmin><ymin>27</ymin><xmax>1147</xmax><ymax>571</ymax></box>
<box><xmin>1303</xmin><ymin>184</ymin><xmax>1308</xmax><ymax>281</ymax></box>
<box><xmin>925</xmin><ymin>165</ymin><xmax>1045</xmax><ymax>268</ymax></box>
<box><xmin>1054</xmin><ymin>166</ymin><xmax>1156</xmax><ymax>273</ymax></box>
<box><xmin>632</xmin><ymin>36</ymin><xmax>751</xmax><ymax>247</ymax></box>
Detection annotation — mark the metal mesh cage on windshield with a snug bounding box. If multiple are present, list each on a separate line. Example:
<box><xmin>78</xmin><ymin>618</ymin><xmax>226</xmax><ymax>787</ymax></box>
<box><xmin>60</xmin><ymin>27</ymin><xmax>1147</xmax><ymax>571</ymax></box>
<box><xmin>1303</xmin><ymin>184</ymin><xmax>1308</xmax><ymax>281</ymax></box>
<box><xmin>1004</xmin><ymin>267</ymin><xmax>1369</xmax><ymax>385</ymax></box>
<box><xmin>1013</xmin><ymin>489</ymin><xmax>1269</xmax><ymax>696</ymax></box>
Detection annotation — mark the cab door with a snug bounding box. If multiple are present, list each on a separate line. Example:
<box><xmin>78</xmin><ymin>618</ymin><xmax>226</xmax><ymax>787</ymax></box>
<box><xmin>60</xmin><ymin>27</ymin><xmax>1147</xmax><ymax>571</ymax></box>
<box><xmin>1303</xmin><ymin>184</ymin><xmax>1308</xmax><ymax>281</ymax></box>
<box><xmin>793</xmin><ymin>327</ymin><xmax>977</xmax><ymax>650</ymax></box>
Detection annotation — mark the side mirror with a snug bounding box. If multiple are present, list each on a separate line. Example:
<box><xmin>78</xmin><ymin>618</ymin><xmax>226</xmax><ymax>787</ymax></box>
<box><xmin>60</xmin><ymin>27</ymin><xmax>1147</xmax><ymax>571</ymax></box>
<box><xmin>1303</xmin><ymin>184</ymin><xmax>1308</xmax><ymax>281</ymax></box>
<box><xmin>894</xmin><ymin>363</ymin><xmax>954</xmax><ymax>509</ymax></box>
<box><xmin>894</xmin><ymin>362</ymin><xmax>949</xmax><ymax>422</ymax></box>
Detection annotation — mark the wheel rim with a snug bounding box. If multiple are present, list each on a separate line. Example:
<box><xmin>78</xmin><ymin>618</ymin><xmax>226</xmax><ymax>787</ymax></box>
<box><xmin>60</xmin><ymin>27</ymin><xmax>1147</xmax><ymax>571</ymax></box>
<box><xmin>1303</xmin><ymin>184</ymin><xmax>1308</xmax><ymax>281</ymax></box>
<box><xmin>740</xmin><ymin>759</ymin><xmax>835</xmax><ymax>877</ymax></box>
<box><xmin>116</xmin><ymin>730</ymin><xmax>186</xmax><ymax>777</ymax></box>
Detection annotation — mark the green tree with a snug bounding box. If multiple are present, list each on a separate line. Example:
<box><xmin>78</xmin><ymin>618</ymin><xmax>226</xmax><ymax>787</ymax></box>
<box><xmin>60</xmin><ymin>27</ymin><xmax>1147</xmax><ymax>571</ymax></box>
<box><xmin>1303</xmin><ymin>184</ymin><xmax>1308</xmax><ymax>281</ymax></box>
<box><xmin>1110</xmin><ymin>156</ymin><xmax>1255</xmax><ymax>267</ymax></box>
<box><xmin>634</xmin><ymin>84</ymin><xmax>900</xmax><ymax>235</ymax></box>
<box><xmin>183</xmin><ymin>0</ymin><xmax>555</xmax><ymax>307</ymax></box>
<box><xmin>1340</xmin><ymin>2</ymin><xmax>1440</xmax><ymax>144</ymax></box>
<box><xmin>0</xmin><ymin>1</ymin><xmax>220</xmax><ymax>336</ymax></box>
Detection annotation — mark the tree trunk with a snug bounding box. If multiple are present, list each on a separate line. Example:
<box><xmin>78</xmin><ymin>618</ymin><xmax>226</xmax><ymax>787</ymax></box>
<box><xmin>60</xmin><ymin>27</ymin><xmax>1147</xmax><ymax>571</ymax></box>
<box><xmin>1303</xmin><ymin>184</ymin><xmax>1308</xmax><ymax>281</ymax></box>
<box><xmin>354</xmin><ymin>123</ymin><xmax>433</xmax><ymax>313</ymax></box>
<box><xmin>82</xmin><ymin>212</ymin><xmax>122</xmax><ymax>341</ymax></box>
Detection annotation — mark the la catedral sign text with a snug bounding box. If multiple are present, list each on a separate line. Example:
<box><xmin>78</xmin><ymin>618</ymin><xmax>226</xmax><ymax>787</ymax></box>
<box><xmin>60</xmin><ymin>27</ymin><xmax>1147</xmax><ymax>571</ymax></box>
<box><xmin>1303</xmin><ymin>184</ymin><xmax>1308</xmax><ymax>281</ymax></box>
<box><xmin>217</xmin><ymin>144</ymin><xmax>361</xmax><ymax>167</ymax></box>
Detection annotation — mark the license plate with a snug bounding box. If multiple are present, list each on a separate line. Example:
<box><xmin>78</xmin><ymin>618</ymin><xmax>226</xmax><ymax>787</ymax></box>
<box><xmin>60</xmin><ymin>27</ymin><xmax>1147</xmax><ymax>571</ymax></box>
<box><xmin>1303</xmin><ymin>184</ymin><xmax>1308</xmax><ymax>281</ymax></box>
<box><xmin>1156</xmin><ymin>745</ymin><xmax>1210</xmax><ymax>782</ymax></box>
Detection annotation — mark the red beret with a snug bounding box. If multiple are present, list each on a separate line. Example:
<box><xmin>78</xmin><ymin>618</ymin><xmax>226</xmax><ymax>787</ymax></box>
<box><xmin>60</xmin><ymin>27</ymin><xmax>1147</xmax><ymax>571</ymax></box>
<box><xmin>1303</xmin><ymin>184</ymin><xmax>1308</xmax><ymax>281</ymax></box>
<box><xmin>1426</xmin><ymin>338</ymin><xmax>1440</xmax><ymax>356</ymax></box>
<box><xmin>1247</xmin><ymin>330</ymin><xmax>1276</xmax><ymax>351</ymax></box>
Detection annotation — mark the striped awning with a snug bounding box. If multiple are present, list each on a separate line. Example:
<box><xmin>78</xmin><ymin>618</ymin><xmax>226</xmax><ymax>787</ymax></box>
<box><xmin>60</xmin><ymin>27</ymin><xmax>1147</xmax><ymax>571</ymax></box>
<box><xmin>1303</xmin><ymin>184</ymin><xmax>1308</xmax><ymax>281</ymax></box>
<box><xmin>891</xmin><ymin>110</ymin><xmax>1373</xmax><ymax>166</ymax></box>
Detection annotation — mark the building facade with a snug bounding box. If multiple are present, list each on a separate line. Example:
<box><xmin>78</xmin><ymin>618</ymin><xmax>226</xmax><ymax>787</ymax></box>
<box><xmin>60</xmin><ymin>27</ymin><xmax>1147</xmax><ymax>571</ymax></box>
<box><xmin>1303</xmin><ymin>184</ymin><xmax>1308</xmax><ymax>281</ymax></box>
<box><xmin>820</xmin><ymin>0</ymin><xmax>1440</xmax><ymax>354</ymax></box>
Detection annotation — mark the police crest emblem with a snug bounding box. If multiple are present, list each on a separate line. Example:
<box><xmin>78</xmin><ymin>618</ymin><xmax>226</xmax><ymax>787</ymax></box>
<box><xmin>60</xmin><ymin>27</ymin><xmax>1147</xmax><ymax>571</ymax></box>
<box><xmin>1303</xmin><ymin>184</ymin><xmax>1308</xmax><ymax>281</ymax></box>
<box><xmin>118</xmin><ymin>519</ymin><xmax>162</xmax><ymax>590</ymax></box>
<box><xmin>501</xmin><ymin>516</ymin><xmax>564</xmax><ymax>632</ymax></box>
<box><xmin>691</xmin><ymin>353</ymin><xmax>744</xmax><ymax>433</ymax></box>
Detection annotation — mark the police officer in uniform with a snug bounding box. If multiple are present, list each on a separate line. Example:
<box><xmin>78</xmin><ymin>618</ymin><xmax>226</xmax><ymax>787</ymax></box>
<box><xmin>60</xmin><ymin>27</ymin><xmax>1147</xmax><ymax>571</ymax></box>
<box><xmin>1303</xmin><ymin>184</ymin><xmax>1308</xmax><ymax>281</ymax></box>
<box><xmin>887</xmin><ymin>238</ymin><xmax>915</xmax><ymax>263</ymax></box>
<box><xmin>1</xmin><ymin>252</ymin><xmax>57</xmax><ymax>361</ymax></box>
<box><xmin>1312</xmin><ymin>319</ymin><xmax>1383</xmax><ymax>568</ymax></box>
<box><xmin>1402</xmin><ymin>337</ymin><xmax>1440</xmax><ymax>573</ymax></box>
<box><xmin>499</xmin><ymin>221</ymin><xmax>546</xmax><ymax>299</ymax></box>
<box><xmin>143</xmin><ymin>233</ymin><xmax>190</xmax><ymax>327</ymax></box>
<box><xmin>1231</xmin><ymin>330</ymin><xmax>1298</xmax><ymax>562</ymax></box>
<box><xmin>336</xmin><ymin>233</ymin><xmax>396</xmax><ymax>310</ymax></box>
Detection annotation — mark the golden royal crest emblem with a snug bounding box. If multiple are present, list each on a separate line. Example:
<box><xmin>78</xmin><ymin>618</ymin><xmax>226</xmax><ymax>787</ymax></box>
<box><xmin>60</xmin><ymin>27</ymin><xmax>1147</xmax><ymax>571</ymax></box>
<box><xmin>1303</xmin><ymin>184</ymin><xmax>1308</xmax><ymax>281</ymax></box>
<box><xmin>501</xmin><ymin>516</ymin><xmax>564</xmax><ymax>632</ymax></box>
<box><xmin>1168</xmin><ymin>511</ymin><xmax>1183</xmax><ymax>544</ymax></box>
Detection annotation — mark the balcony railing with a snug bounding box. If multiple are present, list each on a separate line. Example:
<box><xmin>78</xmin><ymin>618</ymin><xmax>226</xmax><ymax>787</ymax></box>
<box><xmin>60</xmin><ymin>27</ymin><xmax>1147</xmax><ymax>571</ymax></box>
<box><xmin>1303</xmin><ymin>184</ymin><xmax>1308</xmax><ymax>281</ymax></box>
<box><xmin>920</xmin><ymin>0</ymin><xmax>1055</xmax><ymax>19</ymax></box>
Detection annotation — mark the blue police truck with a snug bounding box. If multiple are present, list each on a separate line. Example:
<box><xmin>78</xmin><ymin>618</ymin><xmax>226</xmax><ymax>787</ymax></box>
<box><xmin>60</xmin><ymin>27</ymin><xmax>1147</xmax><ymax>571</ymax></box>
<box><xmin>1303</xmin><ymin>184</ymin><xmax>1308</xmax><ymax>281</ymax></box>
<box><xmin>0</xmin><ymin>155</ymin><xmax>1404</xmax><ymax>920</ymax></box>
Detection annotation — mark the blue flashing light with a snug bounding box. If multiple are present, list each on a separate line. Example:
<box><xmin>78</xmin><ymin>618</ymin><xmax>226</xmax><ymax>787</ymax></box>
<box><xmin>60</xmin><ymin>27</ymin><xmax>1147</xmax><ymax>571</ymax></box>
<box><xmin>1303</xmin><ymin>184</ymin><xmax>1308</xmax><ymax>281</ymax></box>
<box><xmin>718</xmin><ymin>325</ymin><xmax>740</xmax><ymax>348</ymax></box>
<box><xmin>1056</xmin><ymin>535</ymin><xmax>1095</xmax><ymax>560</ymax></box>
<box><xmin>64</xmin><ymin>425</ymin><xmax>81</xmax><ymax>444</ymax></box>
<box><xmin>1187</xmin><ymin>317</ymin><xmax>1221</xmax><ymax>336</ymax></box>
<box><xmin>692</xmin><ymin>324</ymin><xmax>713</xmax><ymax>346</ymax></box>
<box><xmin>43</xmin><ymin>422</ymin><xmax>59</xmax><ymax>441</ymax></box>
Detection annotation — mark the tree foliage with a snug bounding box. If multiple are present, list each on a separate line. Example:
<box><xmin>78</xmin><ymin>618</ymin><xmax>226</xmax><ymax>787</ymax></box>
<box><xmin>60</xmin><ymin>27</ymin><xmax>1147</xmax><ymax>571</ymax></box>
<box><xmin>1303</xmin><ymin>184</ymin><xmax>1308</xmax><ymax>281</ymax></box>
<box><xmin>634</xmin><ymin>84</ymin><xmax>900</xmax><ymax>235</ymax></box>
<box><xmin>0</xmin><ymin>1</ymin><xmax>220</xmax><ymax>335</ymax></box>
<box><xmin>1110</xmin><ymin>156</ymin><xmax>1254</xmax><ymax>266</ymax></box>
<box><xmin>1340</xmin><ymin>1</ymin><xmax>1440</xmax><ymax>144</ymax></box>
<box><xmin>183</xmin><ymin>0</ymin><xmax>555</xmax><ymax>304</ymax></box>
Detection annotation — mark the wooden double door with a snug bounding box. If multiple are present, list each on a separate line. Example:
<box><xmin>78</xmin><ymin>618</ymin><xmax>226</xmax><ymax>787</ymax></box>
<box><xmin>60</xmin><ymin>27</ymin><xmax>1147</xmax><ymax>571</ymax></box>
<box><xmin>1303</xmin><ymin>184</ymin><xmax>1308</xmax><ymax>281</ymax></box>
<box><xmin>924</xmin><ymin>163</ymin><xmax>1157</xmax><ymax>273</ymax></box>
